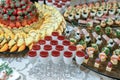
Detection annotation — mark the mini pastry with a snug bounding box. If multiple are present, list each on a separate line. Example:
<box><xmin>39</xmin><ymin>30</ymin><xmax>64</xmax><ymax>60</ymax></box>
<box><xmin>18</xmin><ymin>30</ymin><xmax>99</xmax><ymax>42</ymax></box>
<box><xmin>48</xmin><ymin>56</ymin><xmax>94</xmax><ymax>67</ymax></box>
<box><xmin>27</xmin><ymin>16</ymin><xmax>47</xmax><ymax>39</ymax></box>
<box><xmin>75</xmin><ymin>9</ymin><xmax>81</xmax><ymax>20</ymax></box>
<box><xmin>102</xmin><ymin>47</ymin><xmax>110</xmax><ymax>55</ymax></box>
<box><xmin>87</xmin><ymin>22</ymin><xmax>93</xmax><ymax>30</ymax></box>
<box><xmin>117</xmin><ymin>6</ymin><xmax>120</xmax><ymax>13</ymax></box>
<box><xmin>84</xmin><ymin>54</ymin><xmax>89</xmax><ymax>64</ymax></box>
<box><xmin>70</xmin><ymin>38</ymin><xmax>76</xmax><ymax>45</ymax></box>
<box><xmin>94</xmin><ymin>58</ymin><xmax>101</xmax><ymax>68</ymax></box>
<box><xmin>103</xmin><ymin>8</ymin><xmax>108</xmax><ymax>15</ymax></box>
<box><xmin>78</xmin><ymin>40</ymin><xmax>87</xmax><ymax>50</ymax></box>
<box><xmin>86</xmin><ymin>47</ymin><xmax>95</xmax><ymax>58</ymax></box>
<box><xmin>105</xmin><ymin>27</ymin><xmax>112</xmax><ymax>36</ymax></box>
<box><xmin>107</xmin><ymin>39</ymin><xmax>115</xmax><ymax>48</ymax></box>
<box><xmin>111</xmin><ymin>54</ymin><xmax>119</xmax><ymax>65</ymax></box>
<box><xmin>100</xmin><ymin>20</ymin><xmax>106</xmax><ymax>27</ymax></box>
<box><xmin>64</xmin><ymin>26</ymin><xmax>73</xmax><ymax>38</ymax></box>
<box><xmin>109</xmin><ymin>9</ymin><xmax>116</xmax><ymax>15</ymax></box>
<box><xmin>92</xmin><ymin>43</ymin><xmax>98</xmax><ymax>51</ymax></box>
<box><xmin>106</xmin><ymin>18</ymin><xmax>114</xmax><ymax>26</ymax></box>
<box><xmin>115</xmin><ymin>18</ymin><xmax>120</xmax><ymax>25</ymax></box>
<box><xmin>90</xmin><ymin>10</ymin><xmax>96</xmax><ymax>17</ymax></box>
<box><xmin>116</xmin><ymin>29</ymin><xmax>120</xmax><ymax>38</ymax></box>
<box><xmin>99</xmin><ymin>52</ymin><xmax>107</xmax><ymax>62</ymax></box>
<box><xmin>82</xmin><ymin>10</ymin><xmax>89</xmax><ymax>19</ymax></box>
<box><xmin>68</xmin><ymin>13</ymin><xmax>74</xmax><ymax>21</ymax></box>
<box><xmin>96</xmin><ymin>10</ymin><xmax>103</xmax><ymax>17</ymax></box>
<box><xmin>106</xmin><ymin>62</ymin><xmax>113</xmax><ymax>72</ymax></box>
<box><xmin>74</xmin><ymin>27</ymin><xmax>81</xmax><ymax>40</ymax></box>
<box><xmin>95</xmin><ymin>25</ymin><xmax>101</xmax><ymax>34</ymax></box>
<box><xmin>76</xmin><ymin>44</ymin><xmax>85</xmax><ymax>51</ymax></box>
<box><xmin>85</xmin><ymin>34</ymin><xmax>91</xmax><ymax>43</ymax></box>
<box><xmin>96</xmin><ymin>35</ymin><xmax>103</xmax><ymax>45</ymax></box>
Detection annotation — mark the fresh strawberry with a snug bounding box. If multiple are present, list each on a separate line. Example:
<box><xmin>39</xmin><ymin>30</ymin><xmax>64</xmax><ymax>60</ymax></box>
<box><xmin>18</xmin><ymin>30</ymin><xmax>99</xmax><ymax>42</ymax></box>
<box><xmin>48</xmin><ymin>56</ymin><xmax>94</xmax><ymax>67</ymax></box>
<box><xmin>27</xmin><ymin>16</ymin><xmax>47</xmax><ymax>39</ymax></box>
<box><xmin>13</xmin><ymin>9</ymin><xmax>17</xmax><ymax>15</ymax></box>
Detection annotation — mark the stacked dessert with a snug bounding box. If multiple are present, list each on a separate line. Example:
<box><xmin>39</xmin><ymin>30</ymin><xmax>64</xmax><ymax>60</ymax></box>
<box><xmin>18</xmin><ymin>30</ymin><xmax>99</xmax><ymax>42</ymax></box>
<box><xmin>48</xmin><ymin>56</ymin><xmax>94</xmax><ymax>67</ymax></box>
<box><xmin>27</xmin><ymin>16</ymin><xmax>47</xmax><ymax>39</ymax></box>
<box><xmin>0</xmin><ymin>0</ymin><xmax>66</xmax><ymax>56</ymax></box>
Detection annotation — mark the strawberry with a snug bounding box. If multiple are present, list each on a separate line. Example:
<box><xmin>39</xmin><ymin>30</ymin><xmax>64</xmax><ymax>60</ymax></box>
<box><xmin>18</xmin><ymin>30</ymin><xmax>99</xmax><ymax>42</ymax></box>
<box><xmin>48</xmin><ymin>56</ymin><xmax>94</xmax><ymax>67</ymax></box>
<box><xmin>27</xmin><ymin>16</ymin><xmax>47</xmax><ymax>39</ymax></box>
<box><xmin>3</xmin><ymin>9</ymin><xmax>6</xmax><ymax>14</ymax></box>
<box><xmin>17</xmin><ymin>8</ymin><xmax>22</xmax><ymax>15</ymax></box>
<box><xmin>13</xmin><ymin>9</ymin><xmax>17</xmax><ymax>15</ymax></box>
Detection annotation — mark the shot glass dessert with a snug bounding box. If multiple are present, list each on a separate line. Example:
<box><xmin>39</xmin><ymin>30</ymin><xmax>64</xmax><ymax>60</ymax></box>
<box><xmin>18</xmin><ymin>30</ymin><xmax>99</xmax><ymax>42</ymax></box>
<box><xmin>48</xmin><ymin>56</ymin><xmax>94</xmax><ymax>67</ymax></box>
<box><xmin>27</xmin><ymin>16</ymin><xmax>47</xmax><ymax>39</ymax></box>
<box><xmin>28</xmin><ymin>51</ymin><xmax>37</xmax><ymax>64</ymax></box>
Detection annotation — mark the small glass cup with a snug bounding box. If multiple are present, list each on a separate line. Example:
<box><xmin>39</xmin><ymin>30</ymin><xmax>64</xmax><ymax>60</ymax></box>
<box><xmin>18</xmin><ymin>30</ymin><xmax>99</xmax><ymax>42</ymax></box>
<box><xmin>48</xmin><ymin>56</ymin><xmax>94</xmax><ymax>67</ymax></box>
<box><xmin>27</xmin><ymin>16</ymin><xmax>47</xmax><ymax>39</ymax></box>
<box><xmin>68</xmin><ymin>45</ymin><xmax>77</xmax><ymax>58</ymax></box>
<box><xmin>57</xmin><ymin>35</ymin><xmax>65</xmax><ymax>45</ymax></box>
<box><xmin>50</xmin><ymin>40</ymin><xmax>58</xmax><ymax>50</ymax></box>
<box><xmin>44</xmin><ymin>36</ymin><xmax>52</xmax><ymax>44</ymax></box>
<box><xmin>63</xmin><ymin>51</ymin><xmax>73</xmax><ymax>79</ymax></box>
<box><xmin>52</xmin><ymin>32</ymin><xmax>59</xmax><ymax>40</ymax></box>
<box><xmin>39</xmin><ymin>51</ymin><xmax>49</xmax><ymax>79</ymax></box>
<box><xmin>75</xmin><ymin>51</ymin><xmax>86</xmax><ymax>79</ymax></box>
<box><xmin>32</xmin><ymin>44</ymin><xmax>41</xmax><ymax>57</ymax></box>
<box><xmin>28</xmin><ymin>51</ymin><xmax>37</xmax><ymax>65</ymax></box>
<box><xmin>55</xmin><ymin>45</ymin><xmax>64</xmax><ymax>59</ymax></box>
<box><xmin>62</xmin><ymin>40</ymin><xmax>70</xmax><ymax>51</ymax></box>
<box><xmin>38</xmin><ymin>40</ymin><xmax>46</xmax><ymax>50</ymax></box>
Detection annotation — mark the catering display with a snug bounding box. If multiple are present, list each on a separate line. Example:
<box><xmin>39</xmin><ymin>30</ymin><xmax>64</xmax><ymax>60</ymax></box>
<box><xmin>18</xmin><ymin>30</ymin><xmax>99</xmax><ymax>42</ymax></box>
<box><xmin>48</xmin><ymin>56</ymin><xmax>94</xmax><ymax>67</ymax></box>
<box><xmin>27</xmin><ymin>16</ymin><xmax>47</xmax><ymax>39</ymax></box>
<box><xmin>63</xmin><ymin>1</ymin><xmax>120</xmax><ymax>79</ymax></box>
<box><xmin>0</xmin><ymin>0</ymin><xmax>65</xmax><ymax>57</ymax></box>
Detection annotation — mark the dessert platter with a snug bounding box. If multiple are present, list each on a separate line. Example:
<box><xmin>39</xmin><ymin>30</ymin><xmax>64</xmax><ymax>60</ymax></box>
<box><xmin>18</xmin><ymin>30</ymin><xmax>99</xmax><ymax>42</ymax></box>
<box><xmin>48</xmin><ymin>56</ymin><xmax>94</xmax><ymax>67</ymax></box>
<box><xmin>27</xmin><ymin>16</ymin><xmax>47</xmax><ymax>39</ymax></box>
<box><xmin>0</xmin><ymin>0</ymin><xmax>65</xmax><ymax>57</ymax></box>
<box><xmin>64</xmin><ymin>1</ymin><xmax>120</xmax><ymax>27</ymax></box>
<box><xmin>63</xmin><ymin>1</ymin><xmax>120</xmax><ymax>79</ymax></box>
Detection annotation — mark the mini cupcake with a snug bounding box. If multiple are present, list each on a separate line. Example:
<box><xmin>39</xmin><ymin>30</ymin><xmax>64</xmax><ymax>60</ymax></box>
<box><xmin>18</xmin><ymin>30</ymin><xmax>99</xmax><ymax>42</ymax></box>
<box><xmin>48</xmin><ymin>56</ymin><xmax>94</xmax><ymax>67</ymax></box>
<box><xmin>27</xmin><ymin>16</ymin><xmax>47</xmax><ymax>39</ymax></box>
<box><xmin>84</xmin><ymin>54</ymin><xmax>89</xmax><ymax>64</ymax></box>
<box><xmin>106</xmin><ymin>62</ymin><xmax>113</xmax><ymax>72</ymax></box>
<box><xmin>86</xmin><ymin>47</ymin><xmax>95</xmax><ymax>58</ymax></box>
<box><xmin>94</xmin><ymin>58</ymin><xmax>101</xmax><ymax>68</ymax></box>
<box><xmin>111</xmin><ymin>54</ymin><xmax>119</xmax><ymax>65</ymax></box>
<box><xmin>99</xmin><ymin>52</ymin><xmax>107</xmax><ymax>62</ymax></box>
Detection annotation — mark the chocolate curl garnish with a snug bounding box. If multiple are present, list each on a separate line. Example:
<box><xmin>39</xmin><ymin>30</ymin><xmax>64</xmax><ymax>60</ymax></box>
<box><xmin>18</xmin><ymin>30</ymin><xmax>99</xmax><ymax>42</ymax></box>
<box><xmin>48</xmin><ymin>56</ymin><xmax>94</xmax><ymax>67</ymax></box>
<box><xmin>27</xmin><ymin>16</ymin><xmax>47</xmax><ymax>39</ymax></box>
<box><xmin>102</xmin><ymin>34</ymin><xmax>110</xmax><ymax>41</ymax></box>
